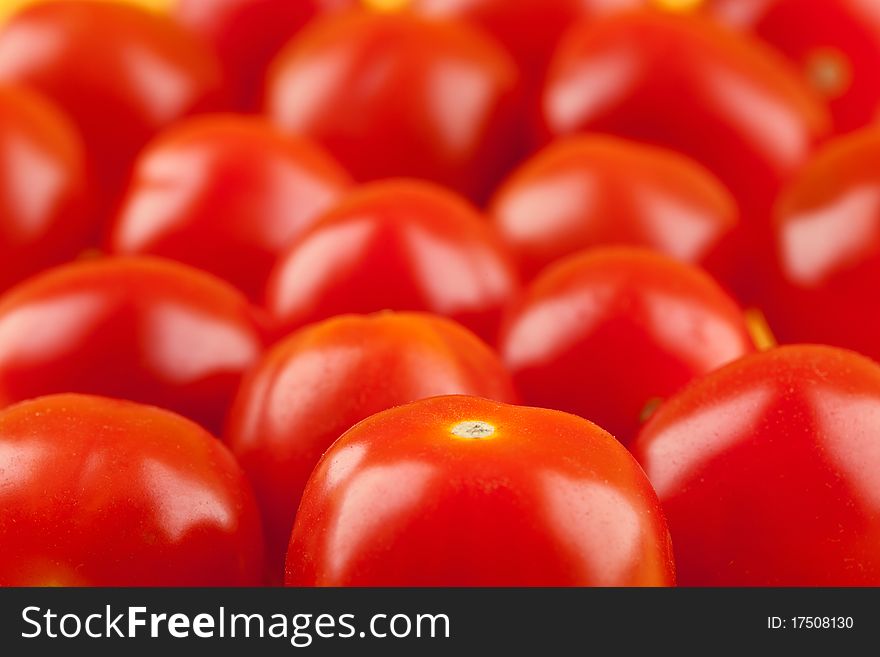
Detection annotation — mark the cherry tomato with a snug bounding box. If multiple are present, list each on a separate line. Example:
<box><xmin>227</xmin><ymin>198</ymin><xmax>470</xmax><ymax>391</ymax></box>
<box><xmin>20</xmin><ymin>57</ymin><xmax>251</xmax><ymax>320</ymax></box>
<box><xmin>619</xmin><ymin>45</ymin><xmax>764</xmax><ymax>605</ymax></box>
<box><xmin>0</xmin><ymin>85</ymin><xmax>90</xmax><ymax>292</ymax></box>
<box><xmin>498</xmin><ymin>247</ymin><xmax>755</xmax><ymax>445</ymax></box>
<box><xmin>265</xmin><ymin>179</ymin><xmax>520</xmax><ymax>343</ymax></box>
<box><xmin>541</xmin><ymin>10</ymin><xmax>830</xmax><ymax>299</ymax></box>
<box><xmin>490</xmin><ymin>135</ymin><xmax>738</xmax><ymax>283</ymax></box>
<box><xmin>174</xmin><ymin>0</ymin><xmax>353</xmax><ymax>110</ymax></box>
<box><xmin>286</xmin><ymin>394</ymin><xmax>675</xmax><ymax>586</ymax></box>
<box><xmin>109</xmin><ymin>115</ymin><xmax>352</xmax><ymax>302</ymax></box>
<box><xmin>763</xmin><ymin>128</ymin><xmax>880</xmax><ymax>362</ymax></box>
<box><xmin>264</xmin><ymin>10</ymin><xmax>522</xmax><ymax>203</ymax></box>
<box><xmin>0</xmin><ymin>393</ymin><xmax>263</xmax><ymax>586</ymax></box>
<box><xmin>635</xmin><ymin>345</ymin><xmax>880</xmax><ymax>586</ymax></box>
<box><xmin>0</xmin><ymin>1</ymin><xmax>224</xmax><ymax>222</ymax></box>
<box><xmin>227</xmin><ymin>311</ymin><xmax>518</xmax><ymax>581</ymax></box>
<box><xmin>0</xmin><ymin>256</ymin><xmax>265</xmax><ymax>435</ymax></box>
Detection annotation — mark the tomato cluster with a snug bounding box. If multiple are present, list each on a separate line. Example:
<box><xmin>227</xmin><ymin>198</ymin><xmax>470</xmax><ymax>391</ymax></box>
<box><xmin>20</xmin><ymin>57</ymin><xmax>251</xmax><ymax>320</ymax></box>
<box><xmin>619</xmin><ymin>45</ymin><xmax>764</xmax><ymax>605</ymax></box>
<box><xmin>2</xmin><ymin>0</ymin><xmax>880</xmax><ymax>588</ymax></box>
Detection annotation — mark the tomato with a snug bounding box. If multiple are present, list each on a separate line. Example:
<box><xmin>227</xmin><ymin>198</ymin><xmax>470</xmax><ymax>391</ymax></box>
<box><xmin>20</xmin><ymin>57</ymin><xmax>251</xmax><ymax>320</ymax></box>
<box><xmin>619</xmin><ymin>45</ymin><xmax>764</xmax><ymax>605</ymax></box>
<box><xmin>109</xmin><ymin>115</ymin><xmax>352</xmax><ymax>302</ymax></box>
<box><xmin>0</xmin><ymin>1</ymin><xmax>224</xmax><ymax>222</ymax></box>
<box><xmin>762</xmin><ymin>128</ymin><xmax>880</xmax><ymax>362</ymax></box>
<box><xmin>174</xmin><ymin>0</ymin><xmax>353</xmax><ymax>110</ymax></box>
<box><xmin>264</xmin><ymin>10</ymin><xmax>522</xmax><ymax>203</ymax></box>
<box><xmin>541</xmin><ymin>10</ymin><xmax>830</xmax><ymax>299</ymax></box>
<box><xmin>0</xmin><ymin>256</ymin><xmax>265</xmax><ymax>435</ymax></box>
<box><xmin>0</xmin><ymin>85</ymin><xmax>91</xmax><ymax>293</ymax></box>
<box><xmin>498</xmin><ymin>247</ymin><xmax>754</xmax><ymax>445</ymax></box>
<box><xmin>265</xmin><ymin>179</ymin><xmax>520</xmax><ymax>343</ymax></box>
<box><xmin>0</xmin><ymin>394</ymin><xmax>263</xmax><ymax>586</ymax></box>
<box><xmin>490</xmin><ymin>135</ymin><xmax>738</xmax><ymax>283</ymax></box>
<box><xmin>634</xmin><ymin>345</ymin><xmax>880</xmax><ymax>586</ymax></box>
<box><xmin>286</xmin><ymin>394</ymin><xmax>674</xmax><ymax>586</ymax></box>
<box><xmin>226</xmin><ymin>311</ymin><xmax>518</xmax><ymax>581</ymax></box>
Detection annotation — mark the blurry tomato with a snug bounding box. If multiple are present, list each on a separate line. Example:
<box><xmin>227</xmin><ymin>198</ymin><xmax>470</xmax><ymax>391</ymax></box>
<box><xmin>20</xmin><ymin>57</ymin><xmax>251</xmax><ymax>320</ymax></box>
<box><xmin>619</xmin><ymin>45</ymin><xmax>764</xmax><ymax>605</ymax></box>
<box><xmin>498</xmin><ymin>247</ymin><xmax>754</xmax><ymax>445</ymax></box>
<box><xmin>0</xmin><ymin>394</ymin><xmax>263</xmax><ymax>586</ymax></box>
<box><xmin>764</xmin><ymin>128</ymin><xmax>880</xmax><ymax>362</ymax></box>
<box><xmin>109</xmin><ymin>115</ymin><xmax>352</xmax><ymax>302</ymax></box>
<box><xmin>265</xmin><ymin>179</ymin><xmax>520</xmax><ymax>343</ymax></box>
<box><xmin>0</xmin><ymin>85</ymin><xmax>90</xmax><ymax>292</ymax></box>
<box><xmin>490</xmin><ymin>135</ymin><xmax>738</xmax><ymax>283</ymax></box>
<box><xmin>541</xmin><ymin>10</ymin><xmax>830</xmax><ymax>299</ymax></box>
<box><xmin>0</xmin><ymin>1</ymin><xmax>224</xmax><ymax>221</ymax></box>
<box><xmin>265</xmin><ymin>10</ymin><xmax>522</xmax><ymax>202</ymax></box>
<box><xmin>227</xmin><ymin>311</ymin><xmax>518</xmax><ymax>581</ymax></box>
<box><xmin>287</xmin><ymin>395</ymin><xmax>675</xmax><ymax>586</ymax></box>
<box><xmin>0</xmin><ymin>256</ymin><xmax>265</xmax><ymax>434</ymax></box>
<box><xmin>174</xmin><ymin>0</ymin><xmax>353</xmax><ymax>110</ymax></box>
<box><xmin>635</xmin><ymin>345</ymin><xmax>880</xmax><ymax>586</ymax></box>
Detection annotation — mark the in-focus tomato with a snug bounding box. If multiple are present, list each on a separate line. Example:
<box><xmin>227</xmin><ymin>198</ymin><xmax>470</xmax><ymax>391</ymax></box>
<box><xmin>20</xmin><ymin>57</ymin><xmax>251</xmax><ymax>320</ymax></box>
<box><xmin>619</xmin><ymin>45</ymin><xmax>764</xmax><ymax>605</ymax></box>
<box><xmin>109</xmin><ymin>115</ymin><xmax>352</xmax><ymax>302</ymax></box>
<box><xmin>286</xmin><ymin>394</ymin><xmax>675</xmax><ymax>586</ymax></box>
<box><xmin>0</xmin><ymin>85</ymin><xmax>90</xmax><ymax>292</ymax></box>
<box><xmin>265</xmin><ymin>10</ymin><xmax>522</xmax><ymax>202</ymax></box>
<box><xmin>634</xmin><ymin>345</ymin><xmax>880</xmax><ymax>586</ymax></box>
<box><xmin>0</xmin><ymin>393</ymin><xmax>263</xmax><ymax>586</ymax></box>
<box><xmin>227</xmin><ymin>311</ymin><xmax>518</xmax><ymax>581</ymax></box>
<box><xmin>265</xmin><ymin>179</ymin><xmax>520</xmax><ymax>343</ymax></box>
<box><xmin>498</xmin><ymin>247</ymin><xmax>754</xmax><ymax>445</ymax></box>
<box><xmin>490</xmin><ymin>135</ymin><xmax>738</xmax><ymax>283</ymax></box>
<box><xmin>0</xmin><ymin>256</ymin><xmax>265</xmax><ymax>434</ymax></box>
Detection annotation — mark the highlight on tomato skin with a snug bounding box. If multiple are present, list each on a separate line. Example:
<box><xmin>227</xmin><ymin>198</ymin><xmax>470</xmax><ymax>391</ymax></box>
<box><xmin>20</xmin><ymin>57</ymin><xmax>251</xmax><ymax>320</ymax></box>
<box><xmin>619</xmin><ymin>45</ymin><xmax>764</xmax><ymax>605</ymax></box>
<box><xmin>226</xmin><ymin>311</ymin><xmax>518</xmax><ymax>583</ymax></box>
<box><xmin>285</xmin><ymin>394</ymin><xmax>675</xmax><ymax>587</ymax></box>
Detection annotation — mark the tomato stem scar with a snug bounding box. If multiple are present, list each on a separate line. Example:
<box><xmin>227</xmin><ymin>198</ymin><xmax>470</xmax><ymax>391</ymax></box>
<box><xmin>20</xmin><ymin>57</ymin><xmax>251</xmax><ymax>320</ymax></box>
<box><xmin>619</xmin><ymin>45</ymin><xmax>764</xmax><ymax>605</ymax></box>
<box><xmin>451</xmin><ymin>421</ymin><xmax>495</xmax><ymax>439</ymax></box>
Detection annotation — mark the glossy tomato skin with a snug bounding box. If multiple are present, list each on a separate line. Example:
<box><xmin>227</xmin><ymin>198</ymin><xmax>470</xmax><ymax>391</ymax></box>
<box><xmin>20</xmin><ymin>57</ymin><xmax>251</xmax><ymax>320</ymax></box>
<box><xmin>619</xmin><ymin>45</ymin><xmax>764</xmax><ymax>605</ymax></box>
<box><xmin>635</xmin><ymin>345</ymin><xmax>880</xmax><ymax>586</ymax></box>
<box><xmin>265</xmin><ymin>180</ymin><xmax>520</xmax><ymax>343</ymax></box>
<box><xmin>174</xmin><ymin>0</ymin><xmax>354</xmax><ymax>110</ymax></box>
<box><xmin>0</xmin><ymin>1</ymin><xmax>224</xmax><ymax>221</ymax></box>
<box><xmin>490</xmin><ymin>135</ymin><xmax>739</xmax><ymax>283</ymax></box>
<box><xmin>0</xmin><ymin>256</ymin><xmax>265</xmax><ymax>435</ymax></box>
<box><xmin>763</xmin><ymin>128</ymin><xmax>880</xmax><ymax>362</ymax></box>
<box><xmin>286</xmin><ymin>395</ymin><xmax>675</xmax><ymax>586</ymax></box>
<box><xmin>226</xmin><ymin>311</ymin><xmax>518</xmax><ymax>581</ymax></box>
<box><xmin>0</xmin><ymin>394</ymin><xmax>263</xmax><ymax>586</ymax></box>
<box><xmin>109</xmin><ymin>115</ymin><xmax>352</xmax><ymax>302</ymax></box>
<box><xmin>265</xmin><ymin>11</ymin><xmax>522</xmax><ymax>203</ymax></box>
<box><xmin>498</xmin><ymin>247</ymin><xmax>754</xmax><ymax>446</ymax></box>
<box><xmin>0</xmin><ymin>85</ymin><xmax>90</xmax><ymax>292</ymax></box>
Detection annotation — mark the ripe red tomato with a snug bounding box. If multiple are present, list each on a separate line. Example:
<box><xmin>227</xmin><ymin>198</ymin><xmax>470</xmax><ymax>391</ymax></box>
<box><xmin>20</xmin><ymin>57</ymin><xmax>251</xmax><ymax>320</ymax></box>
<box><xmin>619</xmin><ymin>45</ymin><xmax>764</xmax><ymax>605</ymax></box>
<box><xmin>498</xmin><ymin>247</ymin><xmax>755</xmax><ymax>445</ymax></box>
<box><xmin>174</xmin><ymin>0</ymin><xmax>353</xmax><ymax>110</ymax></box>
<box><xmin>265</xmin><ymin>179</ymin><xmax>520</xmax><ymax>343</ymax></box>
<box><xmin>490</xmin><ymin>135</ymin><xmax>738</xmax><ymax>283</ymax></box>
<box><xmin>763</xmin><ymin>128</ymin><xmax>880</xmax><ymax>362</ymax></box>
<box><xmin>0</xmin><ymin>85</ymin><xmax>90</xmax><ymax>293</ymax></box>
<box><xmin>0</xmin><ymin>394</ymin><xmax>264</xmax><ymax>586</ymax></box>
<box><xmin>634</xmin><ymin>345</ymin><xmax>880</xmax><ymax>586</ymax></box>
<box><xmin>0</xmin><ymin>1</ymin><xmax>224</xmax><ymax>221</ymax></box>
<box><xmin>286</xmin><ymin>394</ymin><xmax>675</xmax><ymax>586</ymax></box>
<box><xmin>109</xmin><ymin>115</ymin><xmax>352</xmax><ymax>302</ymax></box>
<box><xmin>264</xmin><ymin>10</ymin><xmax>522</xmax><ymax>202</ymax></box>
<box><xmin>227</xmin><ymin>311</ymin><xmax>518</xmax><ymax>581</ymax></box>
<box><xmin>0</xmin><ymin>256</ymin><xmax>265</xmax><ymax>435</ymax></box>
<box><xmin>541</xmin><ymin>10</ymin><xmax>830</xmax><ymax>299</ymax></box>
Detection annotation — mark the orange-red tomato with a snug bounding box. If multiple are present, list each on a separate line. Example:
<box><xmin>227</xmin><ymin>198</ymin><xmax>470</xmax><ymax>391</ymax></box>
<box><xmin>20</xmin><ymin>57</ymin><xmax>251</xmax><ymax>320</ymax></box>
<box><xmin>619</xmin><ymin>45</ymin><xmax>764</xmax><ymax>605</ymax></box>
<box><xmin>0</xmin><ymin>85</ymin><xmax>90</xmax><ymax>292</ymax></box>
<box><xmin>490</xmin><ymin>135</ymin><xmax>739</xmax><ymax>283</ymax></box>
<box><xmin>286</xmin><ymin>395</ymin><xmax>675</xmax><ymax>586</ymax></box>
<box><xmin>109</xmin><ymin>115</ymin><xmax>352</xmax><ymax>302</ymax></box>
<box><xmin>226</xmin><ymin>311</ymin><xmax>518</xmax><ymax>582</ymax></box>
<box><xmin>264</xmin><ymin>10</ymin><xmax>522</xmax><ymax>203</ymax></box>
<box><xmin>265</xmin><ymin>179</ymin><xmax>520</xmax><ymax>343</ymax></box>
<box><xmin>634</xmin><ymin>345</ymin><xmax>880</xmax><ymax>586</ymax></box>
<box><xmin>0</xmin><ymin>394</ymin><xmax>264</xmax><ymax>586</ymax></box>
<box><xmin>0</xmin><ymin>256</ymin><xmax>265</xmax><ymax>435</ymax></box>
<box><xmin>0</xmin><ymin>1</ymin><xmax>223</xmax><ymax>221</ymax></box>
<box><xmin>498</xmin><ymin>247</ymin><xmax>755</xmax><ymax>445</ymax></box>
